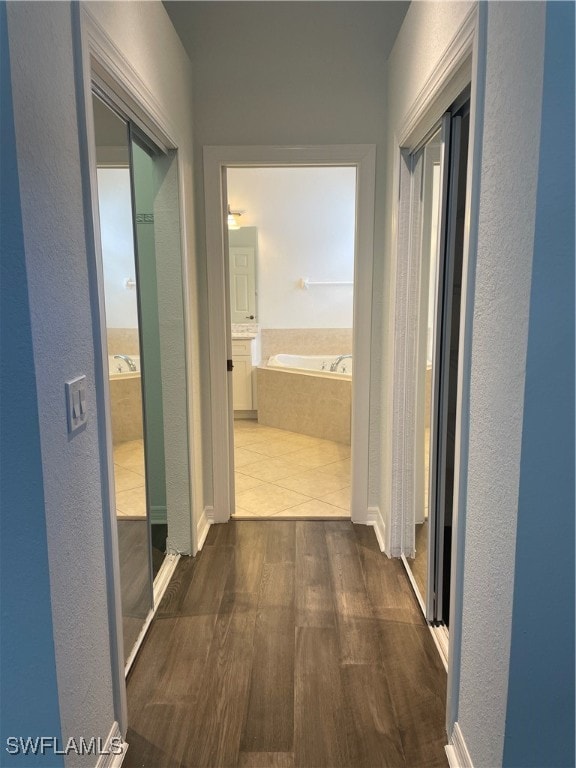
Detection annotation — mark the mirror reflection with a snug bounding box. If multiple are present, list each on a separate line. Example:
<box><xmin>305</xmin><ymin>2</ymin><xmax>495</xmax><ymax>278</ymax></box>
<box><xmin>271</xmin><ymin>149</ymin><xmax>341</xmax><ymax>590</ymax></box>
<box><xmin>409</xmin><ymin>127</ymin><xmax>443</xmax><ymax>602</ymax></box>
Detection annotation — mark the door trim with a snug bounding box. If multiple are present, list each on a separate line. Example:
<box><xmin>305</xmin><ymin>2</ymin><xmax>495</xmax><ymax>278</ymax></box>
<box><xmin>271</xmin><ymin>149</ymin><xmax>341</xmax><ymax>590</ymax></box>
<box><xmin>204</xmin><ymin>144</ymin><xmax>376</xmax><ymax>524</ymax></box>
<box><xmin>73</xmin><ymin>4</ymin><xmax>197</xmax><ymax>733</ymax></box>
<box><xmin>387</xmin><ymin>0</ymin><xmax>484</xmax><ymax>742</ymax></box>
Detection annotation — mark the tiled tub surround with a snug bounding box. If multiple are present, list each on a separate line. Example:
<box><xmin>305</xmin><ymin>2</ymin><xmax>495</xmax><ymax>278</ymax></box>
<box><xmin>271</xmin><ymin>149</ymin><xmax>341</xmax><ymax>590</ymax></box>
<box><xmin>107</xmin><ymin>327</ymin><xmax>144</xmax><ymax>443</ymax></box>
<box><xmin>234</xmin><ymin>420</ymin><xmax>350</xmax><ymax>518</ymax></box>
<box><xmin>257</xmin><ymin>364</ymin><xmax>352</xmax><ymax>444</ymax></box>
<box><xmin>260</xmin><ymin>327</ymin><xmax>352</xmax><ymax>361</ymax></box>
<box><xmin>107</xmin><ymin>327</ymin><xmax>140</xmax><ymax>356</ymax></box>
<box><xmin>109</xmin><ymin>375</ymin><xmax>144</xmax><ymax>444</ymax></box>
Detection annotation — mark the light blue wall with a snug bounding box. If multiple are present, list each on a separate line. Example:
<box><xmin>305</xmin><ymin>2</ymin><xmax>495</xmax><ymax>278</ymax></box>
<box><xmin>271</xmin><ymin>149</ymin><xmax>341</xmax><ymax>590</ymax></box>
<box><xmin>503</xmin><ymin>3</ymin><xmax>575</xmax><ymax>765</ymax></box>
<box><xmin>0</xmin><ymin>3</ymin><xmax>63</xmax><ymax>764</ymax></box>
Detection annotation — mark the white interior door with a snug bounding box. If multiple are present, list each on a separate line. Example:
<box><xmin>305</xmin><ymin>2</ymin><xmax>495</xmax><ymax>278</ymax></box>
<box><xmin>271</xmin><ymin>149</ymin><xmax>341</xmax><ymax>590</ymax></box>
<box><xmin>229</xmin><ymin>246</ymin><xmax>256</xmax><ymax>323</ymax></box>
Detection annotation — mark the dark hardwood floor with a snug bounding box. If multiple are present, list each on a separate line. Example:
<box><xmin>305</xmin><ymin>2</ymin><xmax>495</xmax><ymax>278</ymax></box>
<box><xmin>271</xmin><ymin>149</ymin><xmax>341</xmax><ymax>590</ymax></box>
<box><xmin>124</xmin><ymin>521</ymin><xmax>448</xmax><ymax>768</ymax></box>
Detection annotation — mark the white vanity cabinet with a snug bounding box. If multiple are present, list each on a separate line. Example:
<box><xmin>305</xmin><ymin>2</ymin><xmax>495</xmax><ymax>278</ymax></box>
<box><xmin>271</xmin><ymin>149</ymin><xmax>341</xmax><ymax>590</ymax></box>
<box><xmin>231</xmin><ymin>337</ymin><xmax>258</xmax><ymax>412</ymax></box>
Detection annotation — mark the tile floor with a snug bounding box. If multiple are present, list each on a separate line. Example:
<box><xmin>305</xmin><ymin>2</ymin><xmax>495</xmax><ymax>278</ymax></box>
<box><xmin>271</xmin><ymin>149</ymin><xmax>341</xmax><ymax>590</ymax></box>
<box><xmin>233</xmin><ymin>420</ymin><xmax>351</xmax><ymax>518</ymax></box>
<box><xmin>112</xmin><ymin>423</ymin><xmax>352</xmax><ymax>519</ymax></box>
<box><xmin>113</xmin><ymin>439</ymin><xmax>147</xmax><ymax>517</ymax></box>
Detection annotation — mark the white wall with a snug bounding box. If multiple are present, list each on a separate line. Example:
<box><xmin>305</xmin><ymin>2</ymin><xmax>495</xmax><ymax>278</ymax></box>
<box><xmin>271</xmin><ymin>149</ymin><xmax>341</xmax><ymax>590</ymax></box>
<box><xmin>165</xmin><ymin>0</ymin><xmax>408</xmax><ymax>507</ymax></box>
<box><xmin>6</xmin><ymin>4</ymin><xmax>116</xmax><ymax>763</ymax></box>
<box><xmin>5</xmin><ymin>0</ymin><xmax>202</xmax><ymax>761</ymax></box>
<box><xmin>227</xmin><ymin>167</ymin><xmax>356</xmax><ymax>329</ymax></box>
<box><xmin>97</xmin><ymin>168</ymin><xmax>139</xmax><ymax>328</ymax></box>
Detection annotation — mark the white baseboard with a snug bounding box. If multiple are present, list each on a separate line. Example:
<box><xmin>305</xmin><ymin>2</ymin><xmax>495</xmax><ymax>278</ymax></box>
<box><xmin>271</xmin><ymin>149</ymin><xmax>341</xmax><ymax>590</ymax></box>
<box><xmin>153</xmin><ymin>552</ymin><xmax>180</xmax><ymax>607</ymax></box>
<box><xmin>95</xmin><ymin>721</ymin><xmax>127</xmax><ymax>768</ymax></box>
<box><xmin>446</xmin><ymin>722</ymin><xmax>473</xmax><ymax>768</ymax></box>
<box><xmin>196</xmin><ymin>506</ymin><xmax>213</xmax><ymax>553</ymax></box>
<box><xmin>150</xmin><ymin>505</ymin><xmax>167</xmax><ymax>525</ymax></box>
<box><xmin>367</xmin><ymin>506</ymin><xmax>386</xmax><ymax>552</ymax></box>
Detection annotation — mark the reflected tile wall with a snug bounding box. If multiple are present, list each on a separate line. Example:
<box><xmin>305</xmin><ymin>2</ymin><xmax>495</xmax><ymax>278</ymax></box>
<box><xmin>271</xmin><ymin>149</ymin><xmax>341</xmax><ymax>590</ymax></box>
<box><xmin>109</xmin><ymin>377</ymin><xmax>144</xmax><ymax>444</ymax></box>
<box><xmin>107</xmin><ymin>327</ymin><xmax>140</xmax><ymax>356</ymax></box>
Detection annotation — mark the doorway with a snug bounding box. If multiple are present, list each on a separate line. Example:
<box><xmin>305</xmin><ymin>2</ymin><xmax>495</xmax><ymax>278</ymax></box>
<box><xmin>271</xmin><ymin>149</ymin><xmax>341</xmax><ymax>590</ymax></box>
<box><xmin>226</xmin><ymin>167</ymin><xmax>356</xmax><ymax>520</ymax></box>
<box><xmin>404</xmin><ymin>96</ymin><xmax>471</xmax><ymax>627</ymax></box>
<box><xmin>203</xmin><ymin>145</ymin><xmax>376</xmax><ymax>528</ymax></box>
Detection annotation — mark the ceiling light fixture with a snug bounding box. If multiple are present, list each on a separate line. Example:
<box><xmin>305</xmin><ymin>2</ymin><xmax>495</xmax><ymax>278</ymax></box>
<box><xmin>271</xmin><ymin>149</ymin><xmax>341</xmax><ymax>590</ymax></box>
<box><xmin>227</xmin><ymin>206</ymin><xmax>243</xmax><ymax>230</ymax></box>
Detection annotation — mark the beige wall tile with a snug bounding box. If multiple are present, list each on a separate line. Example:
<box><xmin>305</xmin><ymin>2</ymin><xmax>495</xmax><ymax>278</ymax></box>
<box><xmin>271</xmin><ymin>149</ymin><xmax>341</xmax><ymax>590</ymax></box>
<box><xmin>107</xmin><ymin>327</ymin><xmax>140</xmax><ymax>356</ymax></box>
<box><xmin>261</xmin><ymin>328</ymin><xmax>353</xmax><ymax>360</ymax></box>
<box><xmin>257</xmin><ymin>367</ymin><xmax>351</xmax><ymax>444</ymax></box>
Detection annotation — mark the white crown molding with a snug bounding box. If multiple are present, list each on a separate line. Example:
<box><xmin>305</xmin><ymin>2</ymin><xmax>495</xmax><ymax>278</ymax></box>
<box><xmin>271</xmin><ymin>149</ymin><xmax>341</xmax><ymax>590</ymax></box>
<box><xmin>81</xmin><ymin>6</ymin><xmax>178</xmax><ymax>151</ymax></box>
<box><xmin>399</xmin><ymin>5</ymin><xmax>477</xmax><ymax>148</ymax></box>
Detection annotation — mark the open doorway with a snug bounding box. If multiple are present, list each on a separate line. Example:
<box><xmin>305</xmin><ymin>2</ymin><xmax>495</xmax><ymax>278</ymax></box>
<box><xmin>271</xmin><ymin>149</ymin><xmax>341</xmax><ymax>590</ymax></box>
<box><xmin>226</xmin><ymin>167</ymin><xmax>356</xmax><ymax>519</ymax></box>
<box><xmin>203</xmin><ymin>144</ymin><xmax>376</xmax><ymax>530</ymax></box>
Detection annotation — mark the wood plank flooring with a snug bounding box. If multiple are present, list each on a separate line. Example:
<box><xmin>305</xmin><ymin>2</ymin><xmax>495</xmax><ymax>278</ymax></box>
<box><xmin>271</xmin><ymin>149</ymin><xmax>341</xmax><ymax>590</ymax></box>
<box><xmin>124</xmin><ymin>521</ymin><xmax>448</xmax><ymax>768</ymax></box>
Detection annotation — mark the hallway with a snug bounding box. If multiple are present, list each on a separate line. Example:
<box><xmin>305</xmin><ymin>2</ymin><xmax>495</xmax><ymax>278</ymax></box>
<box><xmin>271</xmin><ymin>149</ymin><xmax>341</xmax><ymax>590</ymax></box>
<box><xmin>124</xmin><ymin>521</ymin><xmax>448</xmax><ymax>767</ymax></box>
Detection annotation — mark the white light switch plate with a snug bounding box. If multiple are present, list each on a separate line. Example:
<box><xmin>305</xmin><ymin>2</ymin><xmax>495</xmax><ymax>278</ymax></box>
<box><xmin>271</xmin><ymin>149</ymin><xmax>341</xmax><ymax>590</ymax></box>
<box><xmin>65</xmin><ymin>375</ymin><xmax>88</xmax><ymax>436</ymax></box>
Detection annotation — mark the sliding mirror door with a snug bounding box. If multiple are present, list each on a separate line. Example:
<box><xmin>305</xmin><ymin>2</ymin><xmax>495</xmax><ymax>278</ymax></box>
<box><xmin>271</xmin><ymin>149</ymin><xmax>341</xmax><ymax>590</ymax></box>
<box><xmin>407</xmin><ymin>98</ymin><xmax>470</xmax><ymax>625</ymax></box>
<box><xmin>92</xmin><ymin>92</ymin><xmax>171</xmax><ymax>664</ymax></box>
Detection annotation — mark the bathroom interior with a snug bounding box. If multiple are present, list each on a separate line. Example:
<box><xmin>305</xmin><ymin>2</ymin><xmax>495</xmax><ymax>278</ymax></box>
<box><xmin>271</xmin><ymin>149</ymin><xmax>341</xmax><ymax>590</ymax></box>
<box><xmin>226</xmin><ymin>166</ymin><xmax>357</xmax><ymax>519</ymax></box>
<box><xmin>92</xmin><ymin>93</ymin><xmax>172</xmax><ymax>663</ymax></box>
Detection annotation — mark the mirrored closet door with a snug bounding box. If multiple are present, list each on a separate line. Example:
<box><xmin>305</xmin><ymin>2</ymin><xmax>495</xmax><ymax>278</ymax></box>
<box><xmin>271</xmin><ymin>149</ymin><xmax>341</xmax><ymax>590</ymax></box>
<box><xmin>407</xmin><ymin>95</ymin><xmax>470</xmax><ymax>626</ymax></box>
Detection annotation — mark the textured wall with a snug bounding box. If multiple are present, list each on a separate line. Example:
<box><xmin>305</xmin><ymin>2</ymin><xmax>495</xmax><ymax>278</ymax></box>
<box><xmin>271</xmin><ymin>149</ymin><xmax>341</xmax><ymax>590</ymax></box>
<box><xmin>501</xmin><ymin>3</ymin><xmax>575</xmax><ymax>765</ymax></box>
<box><xmin>4</xmin><ymin>1</ymin><xmax>201</xmax><ymax>762</ymax></box>
<box><xmin>0</xmin><ymin>4</ymin><xmax>64</xmax><ymax>764</ymax></box>
<box><xmin>6</xmin><ymin>4</ymin><xmax>116</xmax><ymax>764</ymax></box>
<box><xmin>456</xmin><ymin>5</ymin><xmax>546</xmax><ymax>765</ymax></box>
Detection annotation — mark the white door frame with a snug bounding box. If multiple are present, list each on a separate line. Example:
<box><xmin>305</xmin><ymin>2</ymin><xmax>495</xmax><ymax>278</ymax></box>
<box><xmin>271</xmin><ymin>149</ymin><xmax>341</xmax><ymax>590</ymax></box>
<box><xmin>386</xmin><ymin>2</ymin><xmax>486</xmax><ymax>745</ymax></box>
<box><xmin>204</xmin><ymin>144</ymin><xmax>376</xmax><ymax>525</ymax></box>
<box><xmin>73</xmin><ymin>3</ymin><xmax>197</xmax><ymax>734</ymax></box>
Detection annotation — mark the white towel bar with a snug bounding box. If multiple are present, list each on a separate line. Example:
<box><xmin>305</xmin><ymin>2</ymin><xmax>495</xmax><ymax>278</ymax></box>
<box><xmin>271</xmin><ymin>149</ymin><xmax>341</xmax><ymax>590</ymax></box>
<box><xmin>299</xmin><ymin>277</ymin><xmax>354</xmax><ymax>290</ymax></box>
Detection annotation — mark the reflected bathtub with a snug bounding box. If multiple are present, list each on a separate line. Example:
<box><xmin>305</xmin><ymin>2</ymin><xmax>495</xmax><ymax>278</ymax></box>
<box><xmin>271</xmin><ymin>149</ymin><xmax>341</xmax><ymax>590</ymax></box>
<box><xmin>108</xmin><ymin>354</ymin><xmax>143</xmax><ymax>442</ymax></box>
<box><xmin>108</xmin><ymin>354</ymin><xmax>141</xmax><ymax>380</ymax></box>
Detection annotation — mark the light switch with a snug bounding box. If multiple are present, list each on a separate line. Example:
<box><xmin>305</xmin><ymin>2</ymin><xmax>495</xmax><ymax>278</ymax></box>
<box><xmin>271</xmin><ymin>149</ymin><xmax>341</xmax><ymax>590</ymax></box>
<box><xmin>65</xmin><ymin>376</ymin><xmax>88</xmax><ymax>436</ymax></box>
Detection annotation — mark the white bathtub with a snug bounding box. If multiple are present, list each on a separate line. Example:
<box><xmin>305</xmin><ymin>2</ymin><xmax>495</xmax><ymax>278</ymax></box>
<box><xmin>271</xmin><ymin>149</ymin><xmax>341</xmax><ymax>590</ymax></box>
<box><xmin>267</xmin><ymin>353</ymin><xmax>353</xmax><ymax>378</ymax></box>
<box><xmin>108</xmin><ymin>354</ymin><xmax>141</xmax><ymax>380</ymax></box>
